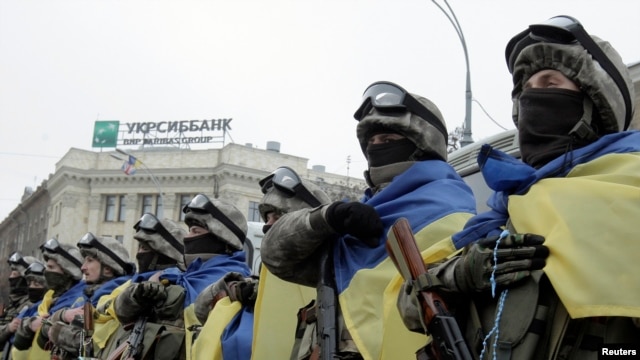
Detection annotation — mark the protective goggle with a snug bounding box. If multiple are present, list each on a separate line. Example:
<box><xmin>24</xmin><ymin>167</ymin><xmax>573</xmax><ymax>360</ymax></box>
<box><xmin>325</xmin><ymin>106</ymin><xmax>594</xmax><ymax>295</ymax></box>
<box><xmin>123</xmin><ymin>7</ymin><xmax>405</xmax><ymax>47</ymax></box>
<box><xmin>505</xmin><ymin>15</ymin><xmax>632</xmax><ymax>130</ymax></box>
<box><xmin>258</xmin><ymin>167</ymin><xmax>322</xmax><ymax>208</ymax></box>
<box><xmin>353</xmin><ymin>81</ymin><xmax>448</xmax><ymax>143</ymax></box>
<box><xmin>40</xmin><ymin>238</ymin><xmax>83</xmax><ymax>268</ymax></box>
<box><xmin>134</xmin><ymin>213</ymin><xmax>185</xmax><ymax>254</ymax></box>
<box><xmin>77</xmin><ymin>232</ymin><xmax>135</xmax><ymax>275</ymax></box>
<box><xmin>25</xmin><ymin>262</ymin><xmax>45</xmax><ymax>277</ymax></box>
<box><xmin>8</xmin><ymin>252</ymin><xmax>29</xmax><ymax>268</ymax></box>
<box><xmin>182</xmin><ymin>194</ymin><xmax>246</xmax><ymax>244</ymax></box>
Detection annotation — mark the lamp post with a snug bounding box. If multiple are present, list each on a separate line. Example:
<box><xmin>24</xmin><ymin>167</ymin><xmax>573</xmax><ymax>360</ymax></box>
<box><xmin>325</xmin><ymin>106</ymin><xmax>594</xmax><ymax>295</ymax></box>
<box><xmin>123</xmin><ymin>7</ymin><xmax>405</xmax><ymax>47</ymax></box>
<box><xmin>432</xmin><ymin>0</ymin><xmax>473</xmax><ymax>147</ymax></box>
<box><xmin>112</xmin><ymin>149</ymin><xmax>165</xmax><ymax>208</ymax></box>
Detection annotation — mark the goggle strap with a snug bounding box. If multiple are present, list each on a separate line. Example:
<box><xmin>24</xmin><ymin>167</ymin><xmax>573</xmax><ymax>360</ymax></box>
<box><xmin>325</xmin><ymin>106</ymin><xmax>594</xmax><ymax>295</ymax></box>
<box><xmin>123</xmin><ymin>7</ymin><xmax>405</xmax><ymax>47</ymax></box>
<box><xmin>404</xmin><ymin>96</ymin><xmax>448</xmax><ymax>144</ymax></box>
<box><xmin>568</xmin><ymin>25</ymin><xmax>632</xmax><ymax>130</ymax></box>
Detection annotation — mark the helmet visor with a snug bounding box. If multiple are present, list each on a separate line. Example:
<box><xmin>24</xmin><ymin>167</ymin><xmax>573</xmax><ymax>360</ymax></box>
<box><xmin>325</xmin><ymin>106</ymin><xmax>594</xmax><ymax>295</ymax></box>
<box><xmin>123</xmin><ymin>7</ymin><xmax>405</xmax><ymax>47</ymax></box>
<box><xmin>258</xmin><ymin>167</ymin><xmax>322</xmax><ymax>208</ymax></box>
<box><xmin>40</xmin><ymin>238</ymin><xmax>83</xmax><ymax>268</ymax></box>
<box><xmin>78</xmin><ymin>232</ymin><xmax>134</xmax><ymax>275</ymax></box>
<box><xmin>353</xmin><ymin>81</ymin><xmax>447</xmax><ymax>142</ymax></box>
<box><xmin>134</xmin><ymin>213</ymin><xmax>184</xmax><ymax>254</ymax></box>
<box><xmin>25</xmin><ymin>262</ymin><xmax>45</xmax><ymax>277</ymax></box>
<box><xmin>183</xmin><ymin>194</ymin><xmax>246</xmax><ymax>243</ymax></box>
<box><xmin>8</xmin><ymin>252</ymin><xmax>29</xmax><ymax>268</ymax></box>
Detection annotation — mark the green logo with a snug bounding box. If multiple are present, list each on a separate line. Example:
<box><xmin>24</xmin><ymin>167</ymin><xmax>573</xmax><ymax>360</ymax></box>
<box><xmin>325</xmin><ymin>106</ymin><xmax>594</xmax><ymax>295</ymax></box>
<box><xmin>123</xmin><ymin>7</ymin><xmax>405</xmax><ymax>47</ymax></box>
<box><xmin>92</xmin><ymin>121</ymin><xmax>120</xmax><ymax>148</ymax></box>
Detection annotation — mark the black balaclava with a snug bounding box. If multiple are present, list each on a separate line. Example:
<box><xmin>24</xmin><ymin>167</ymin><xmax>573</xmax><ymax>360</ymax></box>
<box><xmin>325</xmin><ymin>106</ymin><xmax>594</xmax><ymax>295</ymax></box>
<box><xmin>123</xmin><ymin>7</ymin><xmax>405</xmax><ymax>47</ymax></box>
<box><xmin>9</xmin><ymin>276</ymin><xmax>28</xmax><ymax>297</ymax></box>
<box><xmin>518</xmin><ymin>88</ymin><xmax>594</xmax><ymax>168</ymax></box>
<box><xmin>136</xmin><ymin>251</ymin><xmax>177</xmax><ymax>273</ymax></box>
<box><xmin>184</xmin><ymin>233</ymin><xmax>230</xmax><ymax>267</ymax></box>
<box><xmin>45</xmin><ymin>271</ymin><xmax>74</xmax><ymax>296</ymax></box>
<box><xmin>366</xmin><ymin>138</ymin><xmax>418</xmax><ymax>167</ymax></box>
<box><xmin>28</xmin><ymin>287</ymin><xmax>47</xmax><ymax>303</ymax></box>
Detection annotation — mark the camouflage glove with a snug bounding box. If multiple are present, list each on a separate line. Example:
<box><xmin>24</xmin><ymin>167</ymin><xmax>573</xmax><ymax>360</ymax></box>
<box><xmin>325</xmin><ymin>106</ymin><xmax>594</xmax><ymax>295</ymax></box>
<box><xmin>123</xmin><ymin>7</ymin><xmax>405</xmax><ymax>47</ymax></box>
<box><xmin>453</xmin><ymin>232</ymin><xmax>548</xmax><ymax>293</ymax></box>
<box><xmin>325</xmin><ymin>201</ymin><xmax>384</xmax><ymax>247</ymax></box>
<box><xmin>194</xmin><ymin>272</ymin><xmax>245</xmax><ymax>324</ymax></box>
<box><xmin>132</xmin><ymin>281</ymin><xmax>167</xmax><ymax>304</ymax></box>
<box><xmin>228</xmin><ymin>276</ymin><xmax>259</xmax><ymax>307</ymax></box>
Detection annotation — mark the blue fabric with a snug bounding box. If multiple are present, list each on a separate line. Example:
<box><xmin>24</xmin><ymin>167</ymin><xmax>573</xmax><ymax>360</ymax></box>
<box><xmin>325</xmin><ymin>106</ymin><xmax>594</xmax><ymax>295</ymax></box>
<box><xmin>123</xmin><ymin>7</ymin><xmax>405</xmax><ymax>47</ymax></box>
<box><xmin>87</xmin><ymin>275</ymin><xmax>132</xmax><ymax>306</ymax></box>
<box><xmin>221</xmin><ymin>306</ymin><xmax>254</xmax><ymax>360</ymax></box>
<box><xmin>130</xmin><ymin>270</ymin><xmax>163</xmax><ymax>283</ymax></box>
<box><xmin>333</xmin><ymin>160</ymin><xmax>477</xmax><ymax>293</ymax></box>
<box><xmin>160</xmin><ymin>252</ymin><xmax>251</xmax><ymax>306</ymax></box>
<box><xmin>452</xmin><ymin>131</ymin><xmax>640</xmax><ymax>247</ymax></box>
<box><xmin>49</xmin><ymin>281</ymin><xmax>87</xmax><ymax>313</ymax></box>
<box><xmin>16</xmin><ymin>301</ymin><xmax>41</xmax><ymax>319</ymax></box>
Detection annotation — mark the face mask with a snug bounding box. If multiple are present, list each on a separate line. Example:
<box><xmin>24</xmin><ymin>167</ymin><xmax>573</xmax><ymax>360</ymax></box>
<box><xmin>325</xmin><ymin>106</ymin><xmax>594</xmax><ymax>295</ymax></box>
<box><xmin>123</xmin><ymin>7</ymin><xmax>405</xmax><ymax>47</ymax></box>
<box><xmin>45</xmin><ymin>271</ymin><xmax>72</xmax><ymax>294</ymax></box>
<box><xmin>136</xmin><ymin>251</ymin><xmax>176</xmax><ymax>273</ymax></box>
<box><xmin>28</xmin><ymin>287</ymin><xmax>47</xmax><ymax>302</ymax></box>
<box><xmin>366</xmin><ymin>138</ymin><xmax>417</xmax><ymax>167</ymax></box>
<box><xmin>518</xmin><ymin>88</ymin><xmax>588</xmax><ymax>168</ymax></box>
<box><xmin>184</xmin><ymin>233</ymin><xmax>229</xmax><ymax>267</ymax></box>
<box><xmin>9</xmin><ymin>276</ymin><xmax>28</xmax><ymax>296</ymax></box>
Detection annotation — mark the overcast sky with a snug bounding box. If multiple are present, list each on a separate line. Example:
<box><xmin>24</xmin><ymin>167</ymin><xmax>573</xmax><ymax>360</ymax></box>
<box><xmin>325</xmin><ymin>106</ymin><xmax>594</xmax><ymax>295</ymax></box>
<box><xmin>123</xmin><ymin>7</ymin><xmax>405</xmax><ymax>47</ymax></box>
<box><xmin>1</xmin><ymin>0</ymin><xmax>639</xmax><ymax>221</ymax></box>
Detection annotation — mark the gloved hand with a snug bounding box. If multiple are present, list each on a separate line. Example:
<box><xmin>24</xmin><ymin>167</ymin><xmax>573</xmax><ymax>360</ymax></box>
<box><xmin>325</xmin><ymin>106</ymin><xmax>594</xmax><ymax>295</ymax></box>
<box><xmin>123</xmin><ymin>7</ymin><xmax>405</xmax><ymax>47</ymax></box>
<box><xmin>194</xmin><ymin>272</ymin><xmax>245</xmax><ymax>324</ymax></box>
<box><xmin>132</xmin><ymin>281</ymin><xmax>167</xmax><ymax>303</ymax></box>
<box><xmin>325</xmin><ymin>201</ymin><xmax>384</xmax><ymax>247</ymax></box>
<box><xmin>453</xmin><ymin>232</ymin><xmax>548</xmax><ymax>293</ymax></box>
<box><xmin>228</xmin><ymin>276</ymin><xmax>259</xmax><ymax>307</ymax></box>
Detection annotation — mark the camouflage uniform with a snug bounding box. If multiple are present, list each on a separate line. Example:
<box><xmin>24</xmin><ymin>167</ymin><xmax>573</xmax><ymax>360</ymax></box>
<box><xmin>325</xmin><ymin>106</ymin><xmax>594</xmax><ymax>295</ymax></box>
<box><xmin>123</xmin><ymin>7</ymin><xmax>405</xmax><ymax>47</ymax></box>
<box><xmin>103</xmin><ymin>216</ymin><xmax>187</xmax><ymax>360</ymax></box>
<box><xmin>47</xmin><ymin>235</ymin><xmax>133</xmax><ymax>360</ymax></box>
<box><xmin>0</xmin><ymin>254</ymin><xmax>39</xmax><ymax>353</ymax></box>
<box><xmin>399</xmin><ymin>16</ymin><xmax>640</xmax><ymax>360</ymax></box>
<box><xmin>14</xmin><ymin>243</ymin><xmax>83</xmax><ymax>355</ymax></box>
<box><xmin>262</xmin><ymin>92</ymin><xmax>476</xmax><ymax>359</ymax></box>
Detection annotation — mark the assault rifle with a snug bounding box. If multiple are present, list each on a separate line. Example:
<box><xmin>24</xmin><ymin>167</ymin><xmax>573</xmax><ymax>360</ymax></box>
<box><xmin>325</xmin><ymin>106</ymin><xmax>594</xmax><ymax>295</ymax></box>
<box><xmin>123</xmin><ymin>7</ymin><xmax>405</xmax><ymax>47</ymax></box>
<box><xmin>122</xmin><ymin>317</ymin><xmax>147</xmax><ymax>360</ymax></box>
<box><xmin>315</xmin><ymin>241</ymin><xmax>338</xmax><ymax>360</ymax></box>
<box><xmin>386</xmin><ymin>218</ymin><xmax>472</xmax><ymax>360</ymax></box>
<box><xmin>80</xmin><ymin>302</ymin><xmax>95</xmax><ymax>359</ymax></box>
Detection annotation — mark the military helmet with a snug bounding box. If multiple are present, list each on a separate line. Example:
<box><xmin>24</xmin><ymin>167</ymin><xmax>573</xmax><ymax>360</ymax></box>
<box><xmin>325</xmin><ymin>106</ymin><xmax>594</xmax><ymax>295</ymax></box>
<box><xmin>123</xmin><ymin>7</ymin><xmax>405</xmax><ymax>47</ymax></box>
<box><xmin>258</xmin><ymin>167</ymin><xmax>331</xmax><ymax>222</ymax></box>
<box><xmin>183</xmin><ymin>194</ymin><xmax>248</xmax><ymax>251</ymax></box>
<box><xmin>8</xmin><ymin>252</ymin><xmax>40</xmax><ymax>277</ymax></box>
<box><xmin>40</xmin><ymin>239</ymin><xmax>83</xmax><ymax>281</ymax></box>
<box><xmin>354</xmin><ymin>81</ymin><xmax>449</xmax><ymax>162</ymax></box>
<box><xmin>506</xmin><ymin>15</ymin><xmax>635</xmax><ymax>134</ymax></box>
<box><xmin>134</xmin><ymin>213</ymin><xmax>186</xmax><ymax>270</ymax></box>
<box><xmin>77</xmin><ymin>233</ymin><xmax>134</xmax><ymax>276</ymax></box>
<box><xmin>24</xmin><ymin>260</ymin><xmax>47</xmax><ymax>286</ymax></box>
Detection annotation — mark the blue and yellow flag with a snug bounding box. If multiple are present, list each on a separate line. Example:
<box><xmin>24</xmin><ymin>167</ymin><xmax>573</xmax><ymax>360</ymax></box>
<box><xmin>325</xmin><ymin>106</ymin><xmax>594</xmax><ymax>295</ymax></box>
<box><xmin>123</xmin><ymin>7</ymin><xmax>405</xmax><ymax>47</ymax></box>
<box><xmin>454</xmin><ymin>131</ymin><xmax>640</xmax><ymax>319</ymax></box>
<box><xmin>334</xmin><ymin>161</ymin><xmax>476</xmax><ymax>360</ymax></box>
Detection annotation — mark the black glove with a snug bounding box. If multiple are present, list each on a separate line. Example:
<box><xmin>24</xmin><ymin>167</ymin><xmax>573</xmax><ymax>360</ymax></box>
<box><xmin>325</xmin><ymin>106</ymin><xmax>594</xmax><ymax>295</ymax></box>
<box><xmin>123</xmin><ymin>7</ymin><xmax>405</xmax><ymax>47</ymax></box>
<box><xmin>454</xmin><ymin>232</ymin><xmax>548</xmax><ymax>293</ymax></box>
<box><xmin>229</xmin><ymin>276</ymin><xmax>259</xmax><ymax>307</ymax></box>
<box><xmin>325</xmin><ymin>201</ymin><xmax>383</xmax><ymax>247</ymax></box>
<box><xmin>132</xmin><ymin>281</ymin><xmax>167</xmax><ymax>303</ymax></box>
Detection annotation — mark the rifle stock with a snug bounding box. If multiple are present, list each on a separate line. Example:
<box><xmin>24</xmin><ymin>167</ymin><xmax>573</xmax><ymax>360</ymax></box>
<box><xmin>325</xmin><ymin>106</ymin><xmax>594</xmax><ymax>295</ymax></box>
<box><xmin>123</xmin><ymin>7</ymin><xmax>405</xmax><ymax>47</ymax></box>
<box><xmin>316</xmin><ymin>241</ymin><xmax>338</xmax><ymax>360</ymax></box>
<box><xmin>81</xmin><ymin>302</ymin><xmax>95</xmax><ymax>358</ymax></box>
<box><xmin>386</xmin><ymin>218</ymin><xmax>472</xmax><ymax>360</ymax></box>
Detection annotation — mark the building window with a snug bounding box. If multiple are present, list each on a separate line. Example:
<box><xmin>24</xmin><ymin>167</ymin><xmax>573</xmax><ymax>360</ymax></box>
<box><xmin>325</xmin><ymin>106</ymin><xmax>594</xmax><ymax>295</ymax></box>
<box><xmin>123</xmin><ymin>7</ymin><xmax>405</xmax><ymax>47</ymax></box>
<box><xmin>179</xmin><ymin>194</ymin><xmax>193</xmax><ymax>221</ymax></box>
<box><xmin>142</xmin><ymin>195</ymin><xmax>163</xmax><ymax>218</ymax></box>
<box><xmin>115</xmin><ymin>235</ymin><xmax>124</xmax><ymax>243</ymax></box>
<box><xmin>248</xmin><ymin>201</ymin><xmax>261</xmax><ymax>222</ymax></box>
<box><xmin>105</xmin><ymin>196</ymin><xmax>117</xmax><ymax>221</ymax></box>
<box><xmin>118</xmin><ymin>195</ymin><xmax>126</xmax><ymax>222</ymax></box>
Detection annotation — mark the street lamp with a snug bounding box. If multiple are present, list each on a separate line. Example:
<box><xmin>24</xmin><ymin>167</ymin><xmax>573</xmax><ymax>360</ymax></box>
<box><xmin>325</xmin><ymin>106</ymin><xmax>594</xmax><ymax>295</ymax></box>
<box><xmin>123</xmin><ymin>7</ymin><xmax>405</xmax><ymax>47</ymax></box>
<box><xmin>432</xmin><ymin>0</ymin><xmax>473</xmax><ymax>147</ymax></box>
<box><xmin>112</xmin><ymin>149</ymin><xmax>165</xmax><ymax>207</ymax></box>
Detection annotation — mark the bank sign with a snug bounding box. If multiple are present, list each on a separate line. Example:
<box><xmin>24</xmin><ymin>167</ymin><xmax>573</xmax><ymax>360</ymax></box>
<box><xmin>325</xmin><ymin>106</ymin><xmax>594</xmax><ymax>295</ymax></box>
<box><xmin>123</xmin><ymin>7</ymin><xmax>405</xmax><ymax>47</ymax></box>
<box><xmin>92</xmin><ymin>119</ymin><xmax>232</xmax><ymax>148</ymax></box>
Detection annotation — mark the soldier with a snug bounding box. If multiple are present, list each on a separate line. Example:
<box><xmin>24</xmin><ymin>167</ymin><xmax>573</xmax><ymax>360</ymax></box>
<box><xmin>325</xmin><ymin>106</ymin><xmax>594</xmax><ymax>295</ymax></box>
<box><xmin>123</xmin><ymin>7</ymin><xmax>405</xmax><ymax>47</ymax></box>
<box><xmin>46</xmin><ymin>233</ymin><xmax>134</xmax><ymax>360</ymax></box>
<box><xmin>398</xmin><ymin>15</ymin><xmax>640</xmax><ymax>360</ymax></box>
<box><xmin>0</xmin><ymin>252</ymin><xmax>40</xmax><ymax>355</ymax></box>
<box><xmin>261</xmin><ymin>82</ymin><xmax>477</xmax><ymax>359</ymax></box>
<box><xmin>104</xmin><ymin>214</ymin><xmax>187</xmax><ymax>360</ymax></box>
<box><xmin>192</xmin><ymin>167</ymin><xmax>332</xmax><ymax>359</ymax></box>
<box><xmin>157</xmin><ymin>194</ymin><xmax>252</xmax><ymax>360</ymax></box>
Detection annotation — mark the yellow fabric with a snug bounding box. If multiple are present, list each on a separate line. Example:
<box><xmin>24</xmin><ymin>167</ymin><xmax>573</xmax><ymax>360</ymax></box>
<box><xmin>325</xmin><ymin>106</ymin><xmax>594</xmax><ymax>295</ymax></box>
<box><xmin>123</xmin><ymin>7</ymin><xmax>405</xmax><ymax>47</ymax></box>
<box><xmin>92</xmin><ymin>280</ymin><xmax>131</xmax><ymax>349</ymax></box>
<box><xmin>26</xmin><ymin>332</ymin><xmax>50</xmax><ymax>360</ymax></box>
<box><xmin>343</xmin><ymin>212</ymin><xmax>472</xmax><ymax>360</ymax></box>
<box><xmin>184</xmin><ymin>303</ymin><xmax>200</xmax><ymax>360</ymax></box>
<box><xmin>509</xmin><ymin>153</ymin><xmax>640</xmax><ymax>318</ymax></box>
<box><xmin>10</xmin><ymin>290</ymin><xmax>56</xmax><ymax>360</ymax></box>
<box><xmin>251</xmin><ymin>266</ymin><xmax>316</xmax><ymax>360</ymax></box>
<box><xmin>191</xmin><ymin>297</ymin><xmax>242</xmax><ymax>360</ymax></box>
<box><xmin>11</xmin><ymin>346</ymin><xmax>29</xmax><ymax>360</ymax></box>
<box><xmin>37</xmin><ymin>290</ymin><xmax>54</xmax><ymax>316</ymax></box>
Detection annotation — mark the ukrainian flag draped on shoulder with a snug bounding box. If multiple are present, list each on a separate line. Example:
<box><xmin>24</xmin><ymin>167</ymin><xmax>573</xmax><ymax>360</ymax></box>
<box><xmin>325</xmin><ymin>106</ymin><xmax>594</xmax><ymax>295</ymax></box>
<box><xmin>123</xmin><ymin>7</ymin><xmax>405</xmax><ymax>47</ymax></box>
<box><xmin>335</xmin><ymin>160</ymin><xmax>476</xmax><ymax>360</ymax></box>
<box><xmin>453</xmin><ymin>131</ymin><xmax>640</xmax><ymax>318</ymax></box>
<box><xmin>160</xmin><ymin>252</ymin><xmax>251</xmax><ymax>360</ymax></box>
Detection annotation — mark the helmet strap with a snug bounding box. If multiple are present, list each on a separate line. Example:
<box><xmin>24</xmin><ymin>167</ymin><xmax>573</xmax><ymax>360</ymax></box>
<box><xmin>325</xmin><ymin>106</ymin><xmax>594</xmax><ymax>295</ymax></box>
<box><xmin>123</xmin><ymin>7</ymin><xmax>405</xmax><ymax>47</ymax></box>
<box><xmin>569</xmin><ymin>98</ymin><xmax>599</xmax><ymax>142</ymax></box>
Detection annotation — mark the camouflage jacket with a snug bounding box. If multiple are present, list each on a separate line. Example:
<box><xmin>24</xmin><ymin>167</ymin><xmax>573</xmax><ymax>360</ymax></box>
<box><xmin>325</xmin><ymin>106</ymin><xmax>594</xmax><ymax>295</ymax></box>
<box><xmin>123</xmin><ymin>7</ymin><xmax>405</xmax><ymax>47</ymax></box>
<box><xmin>0</xmin><ymin>294</ymin><xmax>31</xmax><ymax>348</ymax></box>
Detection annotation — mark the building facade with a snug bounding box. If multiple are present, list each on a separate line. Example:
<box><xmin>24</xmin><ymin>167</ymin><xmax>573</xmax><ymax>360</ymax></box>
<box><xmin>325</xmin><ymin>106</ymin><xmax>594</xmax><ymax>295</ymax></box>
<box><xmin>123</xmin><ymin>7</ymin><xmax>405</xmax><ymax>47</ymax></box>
<box><xmin>0</xmin><ymin>142</ymin><xmax>366</xmax><ymax>303</ymax></box>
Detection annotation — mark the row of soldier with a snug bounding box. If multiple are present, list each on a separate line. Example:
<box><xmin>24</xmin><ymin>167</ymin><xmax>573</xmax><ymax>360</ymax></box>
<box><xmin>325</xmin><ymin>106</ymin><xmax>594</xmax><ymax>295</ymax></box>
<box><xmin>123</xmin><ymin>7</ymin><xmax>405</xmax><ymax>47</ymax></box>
<box><xmin>1</xmin><ymin>13</ymin><xmax>640</xmax><ymax>360</ymax></box>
